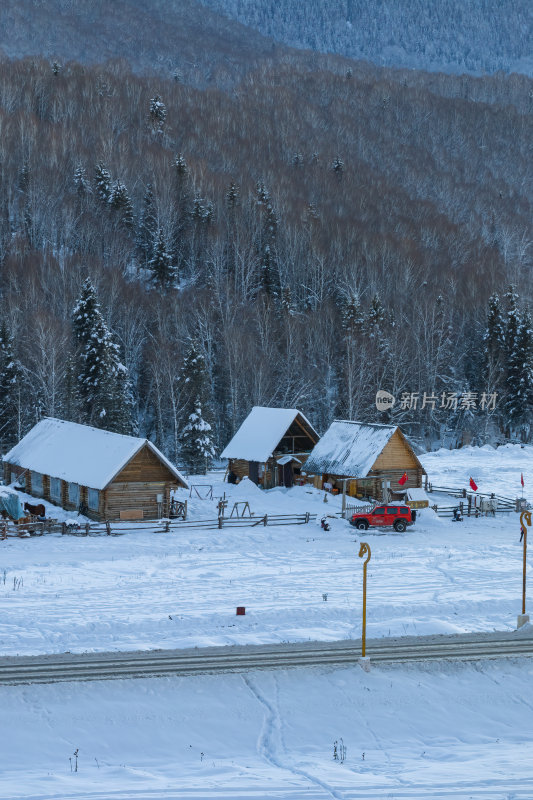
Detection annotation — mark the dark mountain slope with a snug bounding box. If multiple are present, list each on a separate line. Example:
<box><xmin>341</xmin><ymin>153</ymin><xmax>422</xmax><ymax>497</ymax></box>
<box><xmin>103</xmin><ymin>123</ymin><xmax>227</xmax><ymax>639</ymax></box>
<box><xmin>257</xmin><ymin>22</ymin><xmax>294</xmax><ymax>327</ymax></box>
<box><xmin>0</xmin><ymin>0</ymin><xmax>278</xmax><ymax>86</ymax></box>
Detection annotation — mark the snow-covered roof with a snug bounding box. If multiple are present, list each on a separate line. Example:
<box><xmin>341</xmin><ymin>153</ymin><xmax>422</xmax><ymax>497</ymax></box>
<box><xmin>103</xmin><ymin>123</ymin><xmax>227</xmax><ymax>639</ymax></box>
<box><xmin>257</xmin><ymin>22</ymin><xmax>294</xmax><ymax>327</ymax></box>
<box><xmin>220</xmin><ymin>407</ymin><xmax>318</xmax><ymax>463</ymax></box>
<box><xmin>304</xmin><ymin>420</ymin><xmax>403</xmax><ymax>478</ymax></box>
<box><xmin>3</xmin><ymin>418</ymin><xmax>188</xmax><ymax>491</ymax></box>
<box><xmin>406</xmin><ymin>488</ymin><xmax>430</xmax><ymax>502</ymax></box>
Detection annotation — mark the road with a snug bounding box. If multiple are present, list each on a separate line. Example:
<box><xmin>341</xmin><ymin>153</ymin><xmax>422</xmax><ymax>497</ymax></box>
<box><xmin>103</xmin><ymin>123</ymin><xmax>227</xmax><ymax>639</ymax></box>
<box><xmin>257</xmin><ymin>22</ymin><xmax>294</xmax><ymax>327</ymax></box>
<box><xmin>1</xmin><ymin>628</ymin><xmax>532</xmax><ymax>685</ymax></box>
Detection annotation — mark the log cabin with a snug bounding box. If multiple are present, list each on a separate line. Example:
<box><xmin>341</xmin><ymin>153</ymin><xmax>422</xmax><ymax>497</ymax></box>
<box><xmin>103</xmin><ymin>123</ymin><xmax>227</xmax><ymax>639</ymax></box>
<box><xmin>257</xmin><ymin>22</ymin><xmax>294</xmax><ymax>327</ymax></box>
<box><xmin>220</xmin><ymin>407</ymin><xmax>319</xmax><ymax>488</ymax></box>
<box><xmin>303</xmin><ymin>420</ymin><xmax>426</xmax><ymax>501</ymax></box>
<box><xmin>3</xmin><ymin>418</ymin><xmax>188</xmax><ymax>521</ymax></box>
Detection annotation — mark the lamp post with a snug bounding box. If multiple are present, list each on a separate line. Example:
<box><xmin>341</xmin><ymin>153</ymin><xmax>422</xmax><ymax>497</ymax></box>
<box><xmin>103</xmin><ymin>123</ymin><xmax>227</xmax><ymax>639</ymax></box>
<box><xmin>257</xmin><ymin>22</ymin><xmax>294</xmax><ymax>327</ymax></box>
<box><xmin>519</xmin><ymin>510</ymin><xmax>531</xmax><ymax>628</ymax></box>
<box><xmin>358</xmin><ymin>542</ymin><xmax>371</xmax><ymax>656</ymax></box>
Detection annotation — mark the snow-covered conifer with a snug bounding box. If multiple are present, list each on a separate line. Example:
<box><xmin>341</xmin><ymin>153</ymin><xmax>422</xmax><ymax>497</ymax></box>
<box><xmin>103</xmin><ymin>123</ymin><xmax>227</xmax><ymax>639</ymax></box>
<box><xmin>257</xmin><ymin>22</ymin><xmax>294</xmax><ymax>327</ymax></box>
<box><xmin>0</xmin><ymin>321</ymin><xmax>19</xmax><ymax>445</ymax></box>
<box><xmin>150</xmin><ymin>94</ymin><xmax>167</xmax><ymax>129</ymax></box>
<box><xmin>505</xmin><ymin>310</ymin><xmax>533</xmax><ymax>431</ymax></box>
<box><xmin>367</xmin><ymin>293</ymin><xmax>385</xmax><ymax>335</ymax></box>
<box><xmin>137</xmin><ymin>183</ymin><xmax>157</xmax><ymax>265</ymax></box>
<box><xmin>332</xmin><ymin>156</ymin><xmax>344</xmax><ymax>177</ymax></box>
<box><xmin>109</xmin><ymin>180</ymin><xmax>134</xmax><ymax>229</ymax></box>
<box><xmin>181</xmin><ymin>398</ymin><xmax>215</xmax><ymax>474</ymax></box>
<box><xmin>178</xmin><ymin>339</ymin><xmax>213</xmax><ymax>468</ymax></box>
<box><xmin>72</xmin><ymin>278</ymin><xmax>134</xmax><ymax>433</ymax></box>
<box><xmin>74</xmin><ymin>164</ymin><xmax>90</xmax><ymax>197</ymax></box>
<box><xmin>149</xmin><ymin>228</ymin><xmax>177</xmax><ymax>290</ymax></box>
<box><xmin>94</xmin><ymin>163</ymin><xmax>111</xmax><ymax>204</ymax></box>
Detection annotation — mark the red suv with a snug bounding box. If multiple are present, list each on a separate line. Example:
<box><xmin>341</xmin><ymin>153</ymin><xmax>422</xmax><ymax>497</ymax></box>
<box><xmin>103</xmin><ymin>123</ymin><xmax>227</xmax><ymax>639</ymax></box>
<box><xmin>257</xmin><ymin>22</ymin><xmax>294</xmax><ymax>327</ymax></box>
<box><xmin>350</xmin><ymin>504</ymin><xmax>416</xmax><ymax>532</ymax></box>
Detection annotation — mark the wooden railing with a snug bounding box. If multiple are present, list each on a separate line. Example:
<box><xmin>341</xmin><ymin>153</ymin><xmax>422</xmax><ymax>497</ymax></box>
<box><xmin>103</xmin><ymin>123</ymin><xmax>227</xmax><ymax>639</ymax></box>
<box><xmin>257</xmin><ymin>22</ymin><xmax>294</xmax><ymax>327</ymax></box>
<box><xmin>0</xmin><ymin>512</ymin><xmax>315</xmax><ymax>539</ymax></box>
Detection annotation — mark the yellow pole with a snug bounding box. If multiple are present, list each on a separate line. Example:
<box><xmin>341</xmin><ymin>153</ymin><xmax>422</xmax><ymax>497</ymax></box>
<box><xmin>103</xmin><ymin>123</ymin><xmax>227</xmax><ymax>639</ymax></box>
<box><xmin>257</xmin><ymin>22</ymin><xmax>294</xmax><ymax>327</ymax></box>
<box><xmin>520</xmin><ymin>510</ymin><xmax>531</xmax><ymax>616</ymax></box>
<box><xmin>358</xmin><ymin>542</ymin><xmax>371</xmax><ymax>657</ymax></box>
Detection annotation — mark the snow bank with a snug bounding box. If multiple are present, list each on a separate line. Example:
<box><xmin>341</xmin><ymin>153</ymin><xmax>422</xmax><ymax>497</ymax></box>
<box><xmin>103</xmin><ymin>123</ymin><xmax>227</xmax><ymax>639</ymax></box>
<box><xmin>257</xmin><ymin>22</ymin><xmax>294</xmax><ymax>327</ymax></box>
<box><xmin>1</xmin><ymin>660</ymin><xmax>532</xmax><ymax>799</ymax></box>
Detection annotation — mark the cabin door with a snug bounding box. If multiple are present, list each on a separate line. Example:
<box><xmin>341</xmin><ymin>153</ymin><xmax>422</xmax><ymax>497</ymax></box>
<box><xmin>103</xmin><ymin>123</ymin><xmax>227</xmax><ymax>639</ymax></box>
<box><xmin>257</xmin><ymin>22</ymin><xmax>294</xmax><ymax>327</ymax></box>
<box><xmin>283</xmin><ymin>462</ymin><xmax>294</xmax><ymax>488</ymax></box>
<box><xmin>248</xmin><ymin>461</ymin><xmax>259</xmax><ymax>485</ymax></box>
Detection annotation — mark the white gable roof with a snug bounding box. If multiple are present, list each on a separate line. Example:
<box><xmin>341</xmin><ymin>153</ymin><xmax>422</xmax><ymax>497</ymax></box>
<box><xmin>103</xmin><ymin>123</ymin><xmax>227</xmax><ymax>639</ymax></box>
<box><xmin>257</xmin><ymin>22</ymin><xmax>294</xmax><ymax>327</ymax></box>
<box><xmin>304</xmin><ymin>420</ymin><xmax>399</xmax><ymax>477</ymax></box>
<box><xmin>220</xmin><ymin>407</ymin><xmax>318</xmax><ymax>463</ymax></box>
<box><xmin>3</xmin><ymin>418</ymin><xmax>188</xmax><ymax>491</ymax></box>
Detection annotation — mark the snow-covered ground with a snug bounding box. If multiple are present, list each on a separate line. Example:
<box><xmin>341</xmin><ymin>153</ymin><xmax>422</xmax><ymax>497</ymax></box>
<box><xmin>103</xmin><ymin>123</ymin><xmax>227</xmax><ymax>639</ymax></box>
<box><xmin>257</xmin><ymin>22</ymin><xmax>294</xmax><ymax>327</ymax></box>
<box><xmin>2</xmin><ymin>659</ymin><xmax>533</xmax><ymax>799</ymax></box>
<box><xmin>421</xmin><ymin>442</ymin><xmax>532</xmax><ymax>498</ymax></box>
<box><xmin>0</xmin><ymin>467</ymin><xmax>528</xmax><ymax>656</ymax></box>
<box><xmin>2</xmin><ymin>445</ymin><xmax>533</xmax><ymax>799</ymax></box>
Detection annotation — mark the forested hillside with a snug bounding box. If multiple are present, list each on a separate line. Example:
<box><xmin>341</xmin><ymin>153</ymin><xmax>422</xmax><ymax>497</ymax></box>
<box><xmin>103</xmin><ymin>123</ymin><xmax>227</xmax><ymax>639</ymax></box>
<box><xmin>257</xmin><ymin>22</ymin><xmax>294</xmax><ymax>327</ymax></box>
<box><xmin>0</xmin><ymin>52</ymin><xmax>531</xmax><ymax>464</ymax></box>
<box><xmin>200</xmin><ymin>0</ymin><xmax>533</xmax><ymax>76</ymax></box>
<box><xmin>0</xmin><ymin>0</ymin><xmax>278</xmax><ymax>87</ymax></box>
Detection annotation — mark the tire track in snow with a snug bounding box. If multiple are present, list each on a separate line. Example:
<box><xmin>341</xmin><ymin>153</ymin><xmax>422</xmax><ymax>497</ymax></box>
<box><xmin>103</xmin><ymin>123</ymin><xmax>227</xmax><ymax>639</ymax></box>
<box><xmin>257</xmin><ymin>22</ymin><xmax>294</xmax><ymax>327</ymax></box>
<box><xmin>242</xmin><ymin>674</ymin><xmax>343</xmax><ymax>800</ymax></box>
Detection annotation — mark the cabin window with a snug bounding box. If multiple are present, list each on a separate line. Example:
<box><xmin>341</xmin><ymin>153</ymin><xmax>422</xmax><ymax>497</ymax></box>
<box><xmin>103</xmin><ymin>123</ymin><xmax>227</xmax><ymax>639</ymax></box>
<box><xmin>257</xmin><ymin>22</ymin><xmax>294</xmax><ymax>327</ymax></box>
<box><xmin>50</xmin><ymin>477</ymin><xmax>61</xmax><ymax>502</ymax></box>
<box><xmin>68</xmin><ymin>482</ymin><xmax>79</xmax><ymax>506</ymax></box>
<box><xmin>12</xmin><ymin>469</ymin><xmax>25</xmax><ymax>487</ymax></box>
<box><xmin>31</xmin><ymin>472</ymin><xmax>43</xmax><ymax>495</ymax></box>
<box><xmin>88</xmin><ymin>488</ymin><xmax>99</xmax><ymax>511</ymax></box>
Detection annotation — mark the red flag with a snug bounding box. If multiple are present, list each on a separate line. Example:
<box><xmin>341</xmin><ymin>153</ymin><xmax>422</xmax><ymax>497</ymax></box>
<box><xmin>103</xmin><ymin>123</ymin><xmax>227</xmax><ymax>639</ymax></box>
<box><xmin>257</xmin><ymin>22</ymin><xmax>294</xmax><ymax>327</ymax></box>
<box><xmin>469</xmin><ymin>477</ymin><xmax>478</xmax><ymax>492</ymax></box>
<box><xmin>398</xmin><ymin>472</ymin><xmax>408</xmax><ymax>486</ymax></box>
<box><xmin>521</xmin><ymin>473</ymin><xmax>525</xmax><ymax>488</ymax></box>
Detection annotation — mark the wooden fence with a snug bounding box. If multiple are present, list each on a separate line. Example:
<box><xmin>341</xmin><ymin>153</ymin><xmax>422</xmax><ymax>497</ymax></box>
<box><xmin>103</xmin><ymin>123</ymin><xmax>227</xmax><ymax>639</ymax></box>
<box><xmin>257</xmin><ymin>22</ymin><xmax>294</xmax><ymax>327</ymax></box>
<box><xmin>427</xmin><ymin>483</ymin><xmax>518</xmax><ymax>516</ymax></box>
<box><xmin>0</xmin><ymin>512</ymin><xmax>315</xmax><ymax>539</ymax></box>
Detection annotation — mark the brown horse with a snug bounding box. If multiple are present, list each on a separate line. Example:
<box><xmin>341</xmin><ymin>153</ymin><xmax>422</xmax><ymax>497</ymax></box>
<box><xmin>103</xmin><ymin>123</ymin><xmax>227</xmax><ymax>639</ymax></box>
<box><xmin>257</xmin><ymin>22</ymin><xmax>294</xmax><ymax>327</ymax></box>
<box><xmin>24</xmin><ymin>502</ymin><xmax>46</xmax><ymax>518</ymax></box>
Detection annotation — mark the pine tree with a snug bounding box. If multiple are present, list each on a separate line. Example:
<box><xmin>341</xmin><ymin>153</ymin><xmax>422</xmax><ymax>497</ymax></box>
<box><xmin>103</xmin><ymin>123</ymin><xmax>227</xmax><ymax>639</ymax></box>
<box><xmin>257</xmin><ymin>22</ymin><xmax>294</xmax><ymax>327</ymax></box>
<box><xmin>149</xmin><ymin>94</ymin><xmax>167</xmax><ymax>130</ymax></box>
<box><xmin>483</xmin><ymin>293</ymin><xmax>506</xmax><ymax>404</ymax></box>
<box><xmin>108</xmin><ymin>180</ymin><xmax>134</xmax><ymax>229</ymax></box>
<box><xmin>367</xmin><ymin>293</ymin><xmax>385</xmax><ymax>336</ymax></box>
<box><xmin>0</xmin><ymin>321</ymin><xmax>19</xmax><ymax>447</ymax></box>
<box><xmin>181</xmin><ymin>397</ymin><xmax>215</xmax><ymax>474</ymax></box>
<box><xmin>504</xmin><ymin>285</ymin><xmax>520</xmax><ymax>356</ymax></box>
<box><xmin>280</xmin><ymin>286</ymin><xmax>294</xmax><ymax>315</ymax></box>
<box><xmin>178</xmin><ymin>339</ymin><xmax>213</xmax><ymax>468</ymax></box>
<box><xmin>342</xmin><ymin>292</ymin><xmax>365</xmax><ymax>338</ymax></box>
<box><xmin>149</xmin><ymin>228</ymin><xmax>177</xmax><ymax>290</ymax></box>
<box><xmin>172</xmin><ymin>153</ymin><xmax>190</xmax><ymax>272</ymax></box>
<box><xmin>224</xmin><ymin>181</ymin><xmax>240</xmax><ymax>276</ymax></box>
<box><xmin>74</xmin><ymin>164</ymin><xmax>90</xmax><ymax>198</ymax></box>
<box><xmin>94</xmin><ymin>163</ymin><xmax>111</xmax><ymax>204</ymax></box>
<box><xmin>137</xmin><ymin>183</ymin><xmax>157</xmax><ymax>265</ymax></box>
<box><xmin>332</xmin><ymin>156</ymin><xmax>344</xmax><ymax>178</ymax></box>
<box><xmin>173</xmin><ymin>152</ymin><xmax>189</xmax><ymax>180</ymax></box>
<box><xmin>484</xmin><ymin>293</ymin><xmax>506</xmax><ymax>362</ymax></box>
<box><xmin>256</xmin><ymin>182</ymin><xmax>280</xmax><ymax>297</ymax></box>
<box><xmin>72</xmin><ymin>278</ymin><xmax>134</xmax><ymax>433</ymax></box>
<box><xmin>505</xmin><ymin>310</ymin><xmax>533</xmax><ymax>431</ymax></box>
<box><xmin>225</xmin><ymin>181</ymin><xmax>240</xmax><ymax>211</ymax></box>
<box><xmin>62</xmin><ymin>352</ymin><xmax>80</xmax><ymax>423</ymax></box>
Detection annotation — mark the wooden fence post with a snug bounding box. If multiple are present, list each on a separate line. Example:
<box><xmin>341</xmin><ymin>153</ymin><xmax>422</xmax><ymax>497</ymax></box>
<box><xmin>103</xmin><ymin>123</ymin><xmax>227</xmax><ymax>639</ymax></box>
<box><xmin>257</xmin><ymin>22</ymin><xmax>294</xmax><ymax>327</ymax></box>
<box><xmin>184</xmin><ymin>500</ymin><xmax>187</xmax><ymax>520</ymax></box>
<box><xmin>218</xmin><ymin>515</ymin><xmax>223</xmax><ymax>529</ymax></box>
<box><xmin>85</xmin><ymin>523</ymin><xmax>90</xmax><ymax>536</ymax></box>
<box><xmin>61</xmin><ymin>522</ymin><xmax>66</xmax><ymax>536</ymax></box>
<box><xmin>165</xmin><ymin>520</ymin><xmax>170</xmax><ymax>532</ymax></box>
<box><xmin>106</xmin><ymin>521</ymin><xmax>111</xmax><ymax>536</ymax></box>
<box><xmin>263</xmin><ymin>514</ymin><xmax>267</xmax><ymax>526</ymax></box>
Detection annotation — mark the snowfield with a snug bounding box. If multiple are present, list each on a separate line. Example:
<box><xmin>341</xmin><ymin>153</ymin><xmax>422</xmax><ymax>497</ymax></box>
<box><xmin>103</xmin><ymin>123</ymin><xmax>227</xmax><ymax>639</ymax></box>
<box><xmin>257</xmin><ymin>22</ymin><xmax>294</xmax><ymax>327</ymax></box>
<box><xmin>1</xmin><ymin>444</ymin><xmax>533</xmax><ymax>799</ymax></box>
<box><xmin>2</xmin><ymin>659</ymin><xmax>533</xmax><ymax>799</ymax></box>
<box><xmin>0</xmin><ymin>450</ymin><xmax>530</xmax><ymax>657</ymax></box>
<box><xmin>421</xmin><ymin>442</ymin><xmax>533</xmax><ymax>498</ymax></box>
